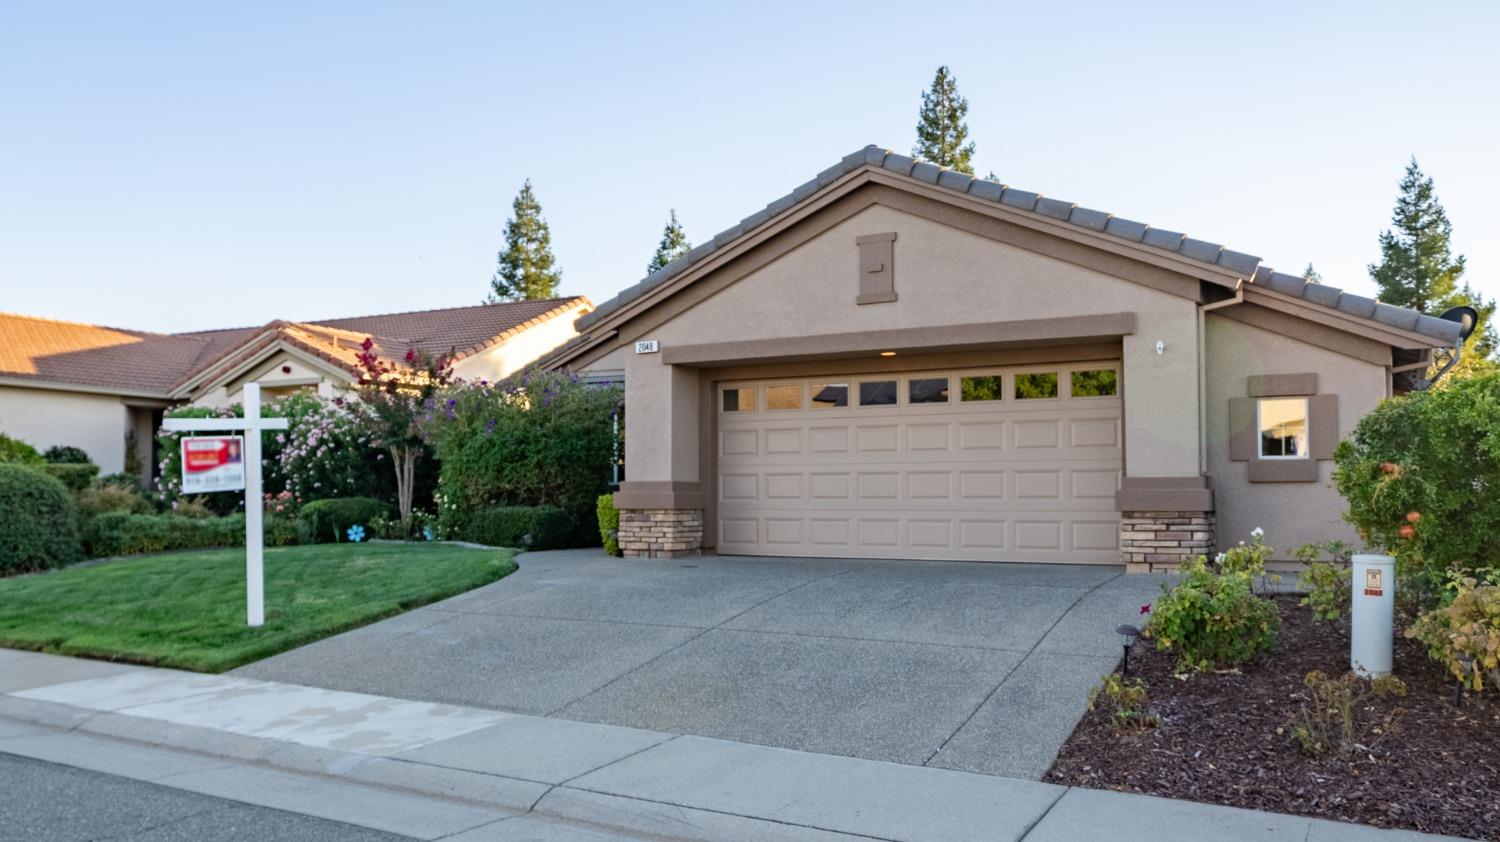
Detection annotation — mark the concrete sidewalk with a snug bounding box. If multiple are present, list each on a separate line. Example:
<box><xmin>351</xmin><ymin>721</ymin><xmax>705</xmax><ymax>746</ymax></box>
<box><xmin>0</xmin><ymin>649</ymin><xmax>1460</xmax><ymax>842</ymax></box>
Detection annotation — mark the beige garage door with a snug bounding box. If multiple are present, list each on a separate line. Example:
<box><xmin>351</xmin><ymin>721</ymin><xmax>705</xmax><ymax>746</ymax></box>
<box><xmin>715</xmin><ymin>362</ymin><xmax>1123</xmax><ymax>563</ymax></box>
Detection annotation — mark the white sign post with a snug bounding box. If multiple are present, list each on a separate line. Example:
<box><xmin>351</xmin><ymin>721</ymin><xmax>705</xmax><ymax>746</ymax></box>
<box><xmin>161</xmin><ymin>383</ymin><xmax>288</xmax><ymax>627</ymax></box>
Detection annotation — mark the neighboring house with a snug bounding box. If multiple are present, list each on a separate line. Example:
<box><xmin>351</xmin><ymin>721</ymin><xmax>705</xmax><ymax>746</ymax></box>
<box><xmin>0</xmin><ymin>297</ymin><xmax>590</xmax><ymax>481</ymax></box>
<box><xmin>543</xmin><ymin>145</ymin><xmax>1461</xmax><ymax>567</ymax></box>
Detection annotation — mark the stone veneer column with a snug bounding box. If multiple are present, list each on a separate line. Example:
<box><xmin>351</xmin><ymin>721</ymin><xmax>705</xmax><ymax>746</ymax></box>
<box><xmin>617</xmin><ymin>508</ymin><xmax>703</xmax><ymax>559</ymax></box>
<box><xmin>1120</xmin><ymin>511</ymin><xmax>1216</xmax><ymax>573</ymax></box>
<box><xmin>1115</xmin><ymin>477</ymin><xmax>1216</xmax><ymax>573</ymax></box>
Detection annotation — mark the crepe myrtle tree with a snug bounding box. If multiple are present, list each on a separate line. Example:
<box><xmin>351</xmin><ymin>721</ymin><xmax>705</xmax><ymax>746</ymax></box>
<box><xmin>353</xmin><ymin>337</ymin><xmax>454</xmax><ymax>525</ymax></box>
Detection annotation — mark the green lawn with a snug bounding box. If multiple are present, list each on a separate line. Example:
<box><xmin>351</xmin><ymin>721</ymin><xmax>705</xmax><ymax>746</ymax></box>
<box><xmin>0</xmin><ymin>542</ymin><xmax>516</xmax><ymax>672</ymax></box>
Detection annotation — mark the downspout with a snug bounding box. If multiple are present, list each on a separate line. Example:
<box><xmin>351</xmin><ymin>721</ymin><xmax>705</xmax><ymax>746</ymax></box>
<box><xmin>1197</xmin><ymin>280</ymin><xmax>1245</xmax><ymax>474</ymax></box>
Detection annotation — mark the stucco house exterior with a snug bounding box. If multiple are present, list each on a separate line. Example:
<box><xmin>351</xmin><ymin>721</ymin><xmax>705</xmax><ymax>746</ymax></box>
<box><xmin>543</xmin><ymin>145</ymin><xmax>1462</xmax><ymax>568</ymax></box>
<box><xmin>0</xmin><ymin>297</ymin><xmax>590</xmax><ymax>482</ymax></box>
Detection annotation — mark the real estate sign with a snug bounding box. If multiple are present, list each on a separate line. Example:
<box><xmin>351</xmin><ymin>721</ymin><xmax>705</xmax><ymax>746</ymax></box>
<box><xmin>180</xmin><ymin>436</ymin><xmax>246</xmax><ymax>493</ymax></box>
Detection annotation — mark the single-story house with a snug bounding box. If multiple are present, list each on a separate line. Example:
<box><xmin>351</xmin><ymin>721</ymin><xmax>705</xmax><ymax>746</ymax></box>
<box><xmin>543</xmin><ymin>145</ymin><xmax>1462</xmax><ymax>568</ymax></box>
<box><xmin>0</xmin><ymin>297</ymin><xmax>591</xmax><ymax>482</ymax></box>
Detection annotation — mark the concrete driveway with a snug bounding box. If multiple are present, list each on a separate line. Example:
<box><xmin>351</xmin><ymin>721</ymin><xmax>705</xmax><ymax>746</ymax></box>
<box><xmin>236</xmin><ymin>549</ymin><xmax>1164</xmax><ymax>780</ymax></box>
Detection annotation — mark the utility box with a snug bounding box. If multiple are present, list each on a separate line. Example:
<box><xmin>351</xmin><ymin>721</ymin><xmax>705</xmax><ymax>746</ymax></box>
<box><xmin>1350</xmin><ymin>554</ymin><xmax>1395</xmax><ymax>677</ymax></box>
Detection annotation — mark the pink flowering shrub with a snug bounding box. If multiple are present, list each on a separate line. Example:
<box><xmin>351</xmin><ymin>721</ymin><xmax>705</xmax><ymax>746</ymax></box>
<box><xmin>278</xmin><ymin>399</ymin><xmax>382</xmax><ymax>503</ymax></box>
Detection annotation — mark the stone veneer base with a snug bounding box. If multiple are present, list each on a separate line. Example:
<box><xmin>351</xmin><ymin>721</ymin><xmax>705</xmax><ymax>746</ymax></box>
<box><xmin>618</xmin><ymin>508</ymin><xmax>703</xmax><ymax>559</ymax></box>
<box><xmin>1121</xmin><ymin>511</ymin><xmax>1215</xmax><ymax>573</ymax></box>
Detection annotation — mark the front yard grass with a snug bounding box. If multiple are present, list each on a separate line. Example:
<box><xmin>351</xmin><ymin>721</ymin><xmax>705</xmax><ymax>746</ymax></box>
<box><xmin>0</xmin><ymin>542</ymin><xmax>516</xmax><ymax>672</ymax></box>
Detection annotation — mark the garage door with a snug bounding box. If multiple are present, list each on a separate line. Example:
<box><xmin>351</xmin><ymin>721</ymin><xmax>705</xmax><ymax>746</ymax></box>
<box><xmin>715</xmin><ymin>363</ymin><xmax>1122</xmax><ymax>562</ymax></box>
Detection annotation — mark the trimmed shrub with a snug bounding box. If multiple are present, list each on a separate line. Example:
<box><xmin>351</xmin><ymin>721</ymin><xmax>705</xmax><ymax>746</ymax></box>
<box><xmin>597</xmin><ymin>494</ymin><xmax>620</xmax><ymax>556</ymax></box>
<box><xmin>37</xmin><ymin>463</ymin><xmax>100</xmax><ymax>493</ymax></box>
<box><xmin>0</xmin><ymin>433</ymin><xmax>44</xmax><ymax>465</ymax></box>
<box><xmin>43</xmin><ymin>445</ymin><xmax>92</xmax><ymax>464</ymax></box>
<box><xmin>299</xmin><ymin>497</ymin><xmax>389</xmax><ymax>543</ymax></box>
<box><xmin>96</xmin><ymin>472</ymin><xmax>147</xmax><ymax>495</ymax></box>
<box><xmin>77</xmin><ymin>484</ymin><xmax>155</xmax><ymax>518</ymax></box>
<box><xmin>83</xmin><ymin>512</ymin><xmax>245</xmax><ymax>558</ymax></box>
<box><xmin>0</xmin><ymin>463</ymin><xmax>81</xmax><ymax>574</ymax></box>
<box><xmin>1334</xmin><ymin>371</ymin><xmax>1500</xmax><ymax>599</ymax></box>
<box><xmin>458</xmin><ymin>505</ymin><xmax>577</xmax><ymax>550</ymax></box>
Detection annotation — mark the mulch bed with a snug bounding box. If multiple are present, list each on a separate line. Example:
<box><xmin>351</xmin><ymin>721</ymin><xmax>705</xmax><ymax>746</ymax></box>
<box><xmin>1047</xmin><ymin>595</ymin><xmax>1500</xmax><ymax>841</ymax></box>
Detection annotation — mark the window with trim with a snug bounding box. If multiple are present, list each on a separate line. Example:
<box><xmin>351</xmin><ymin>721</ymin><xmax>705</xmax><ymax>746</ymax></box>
<box><xmin>1258</xmin><ymin>397</ymin><xmax>1308</xmax><ymax>459</ymax></box>
<box><xmin>810</xmin><ymin>383</ymin><xmax>848</xmax><ymax>408</ymax></box>
<box><xmin>722</xmin><ymin>387</ymin><xmax>755</xmax><ymax>412</ymax></box>
<box><xmin>1014</xmin><ymin>372</ymin><xmax>1059</xmax><ymax>399</ymax></box>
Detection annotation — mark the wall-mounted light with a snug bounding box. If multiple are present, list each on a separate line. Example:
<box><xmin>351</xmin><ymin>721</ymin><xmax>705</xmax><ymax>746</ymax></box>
<box><xmin>880</xmin><ymin>351</ymin><xmax>897</xmax><ymax>357</ymax></box>
<box><xmin>1155</xmin><ymin>341</ymin><xmax>1165</xmax><ymax>355</ymax></box>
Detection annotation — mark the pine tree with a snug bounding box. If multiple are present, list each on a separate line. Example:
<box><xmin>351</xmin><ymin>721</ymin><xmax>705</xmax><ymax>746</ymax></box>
<box><xmin>488</xmin><ymin>180</ymin><xmax>562</xmax><ymax>302</ymax></box>
<box><xmin>914</xmin><ymin>66</ymin><xmax>975</xmax><ymax>174</ymax></box>
<box><xmin>647</xmin><ymin>210</ymin><xmax>692</xmax><ymax>275</ymax></box>
<box><xmin>1369</xmin><ymin>157</ymin><xmax>1496</xmax><ymax>377</ymax></box>
<box><xmin>1302</xmin><ymin>263</ymin><xmax>1323</xmax><ymax>284</ymax></box>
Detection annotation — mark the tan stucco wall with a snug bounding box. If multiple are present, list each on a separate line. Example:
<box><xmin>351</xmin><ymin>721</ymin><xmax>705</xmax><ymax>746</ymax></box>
<box><xmin>0</xmin><ymin>385</ymin><xmax>130</xmax><ymax>473</ymax></box>
<box><xmin>1205</xmin><ymin>312</ymin><xmax>1388</xmax><ymax>556</ymax></box>
<box><xmin>615</xmin><ymin>203</ymin><xmax>1202</xmax><ymax>484</ymax></box>
<box><xmin>453</xmin><ymin>302</ymin><xmax>590</xmax><ymax>384</ymax></box>
<box><xmin>194</xmin><ymin>351</ymin><xmax>345</xmax><ymax>408</ymax></box>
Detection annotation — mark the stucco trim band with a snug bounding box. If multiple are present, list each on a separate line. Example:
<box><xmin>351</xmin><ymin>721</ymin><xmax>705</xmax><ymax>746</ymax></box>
<box><xmin>1247</xmin><ymin>372</ymin><xmax>1317</xmax><ymax>397</ymax></box>
<box><xmin>613</xmin><ymin>481</ymin><xmax>707</xmax><ymax>511</ymax></box>
<box><xmin>1115</xmin><ymin>476</ymin><xmax>1213</xmax><ymax>513</ymax></box>
<box><xmin>660</xmin><ymin>312</ymin><xmax>1137</xmax><ymax>368</ymax></box>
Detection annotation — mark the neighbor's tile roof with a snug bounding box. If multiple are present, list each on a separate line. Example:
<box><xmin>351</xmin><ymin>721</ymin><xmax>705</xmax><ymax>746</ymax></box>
<box><xmin>576</xmin><ymin>145</ymin><xmax>1462</xmax><ymax>345</ymax></box>
<box><xmin>0</xmin><ymin>297</ymin><xmax>589</xmax><ymax>396</ymax></box>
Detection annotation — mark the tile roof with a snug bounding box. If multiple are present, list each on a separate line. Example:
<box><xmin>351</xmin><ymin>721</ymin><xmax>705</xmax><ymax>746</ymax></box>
<box><xmin>576</xmin><ymin>145</ymin><xmax>1462</xmax><ymax>346</ymax></box>
<box><xmin>0</xmin><ymin>297</ymin><xmax>589</xmax><ymax>397</ymax></box>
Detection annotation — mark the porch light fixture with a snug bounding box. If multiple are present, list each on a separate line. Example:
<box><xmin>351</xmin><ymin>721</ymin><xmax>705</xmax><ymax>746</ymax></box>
<box><xmin>880</xmin><ymin>351</ymin><xmax>897</xmax><ymax>357</ymax></box>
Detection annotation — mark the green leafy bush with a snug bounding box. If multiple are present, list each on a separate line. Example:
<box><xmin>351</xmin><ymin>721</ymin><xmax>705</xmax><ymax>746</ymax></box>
<box><xmin>1086</xmin><ymin>673</ymin><xmax>1159</xmax><ymax>735</ymax></box>
<box><xmin>424</xmin><ymin>370</ymin><xmax>620</xmax><ymax>544</ymax></box>
<box><xmin>42</xmin><ymin>445</ymin><xmax>92</xmax><ymax>464</ymax></box>
<box><xmin>298</xmin><ymin>497</ymin><xmax>389</xmax><ymax>543</ymax></box>
<box><xmin>597</xmin><ymin>494</ymin><xmax>620</xmax><ymax>556</ymax></box>
<box><xmin>1296</xmin><ymin>541</ymin><xmax>1354</xmax><ymax>622</ymax></box>
<box><xmin>1407</xmin><ymin>578</ymin><xmax>1500</xmax><ymax>692</ymax></box>
<box><xmin>0</xmin><ymin>433</ymin><xmax>44</xmax><ymax>465</ymax></box>
<box><xmin>1333</xmin><ymin>372</ymin><xmax>1500</xmax><ymax>599</ymax></box>
<box><xmin>1144</xmin><ymin>548</ymin><xmax>1281</xmax><ymax>673</ymax></box>
<box><xmin>457</xmin><ymin>505</ymin><xmax>577</xmax><ymax>550</ymax></box>
<box><xmin>0</xmin><ymin>463</ymin><xmax>81</xmax><ymax>574</ymax></box>
<box><xmin>83</xmin><ymin>513</ymin><xmax>245</xmax><ymax>558</ymax></box>
<box><xmin>96</xmin><ymin>472</ymin><xmax>147</xmax><ymax>495</ymax></box>
<box><xmin>277</xmin><ymin>399</ymin><xmax>384</xmax><ymax>503</ymax></box>
<box><xmin>1288</xmin><ymin>670</ymin><xmax>1406</xmax><ymax>757</ymax></box>
<box><xmin>36</xmin><ymin>463</ymin><xmax>100</xmax><ymax>493</ymax></box>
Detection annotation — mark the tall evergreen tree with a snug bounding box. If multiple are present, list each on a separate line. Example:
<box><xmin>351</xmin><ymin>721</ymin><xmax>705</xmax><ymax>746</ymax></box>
<box><xmin>1302</xmin><ymin>263</ymin><xmax>1323</xmax><ymax>284</ymax></box>
<box><xmin>914</xmin><ymin>66</ymin><xmax>975</xmax><ymax>174</ymax></box>
<box><xmin>647</xmin><ymin>210</ymin><xmax>692</xmax><ymax>274</ymax></box>
<box><xmin>1369</xmin><ymin>157</ymin><xmax>1496</xmax><ymax>377</ymax></box>
<box><xmin>488</xmin><ymin>180</ymin><xmax>562</xmax><ymax>302</ymax></box>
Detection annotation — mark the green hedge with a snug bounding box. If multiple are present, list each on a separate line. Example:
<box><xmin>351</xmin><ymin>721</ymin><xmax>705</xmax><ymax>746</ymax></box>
<box><xmin>299</xmin><ymin>497</ymin><xmax>389</xmax><ymax>543</ymax></box>
<box><xmin>84</xmin><ymin>512</ymin><xmax>246</xmax><ymax>558</ymax></box>
<box><xmin>458</xmin><ymin>505</ymin><xmax>578</xmax><ymax>550</ymax></box>
<box><xmin>0</xmin><ymin>433</ymin><xmax>43</xmax><ymax>465</ymax></box>
<box><xmin>43</xmin><ymin>445</ymin><xmax>92</xmax><ymax>464</ymax></box>
<box><xmin>36</xmin><ymin>463</ymin><xmax>100</xmax><ymax>493</ymax></box>
<box><xmin>597</xmin><ymin>494</ymin><xmax>620</xmax><ymax>556</ymax></box>
<box><xmin>0</xmin><ymin>464</ymin><xmax>81</xmax><ymax>574</ymax></box>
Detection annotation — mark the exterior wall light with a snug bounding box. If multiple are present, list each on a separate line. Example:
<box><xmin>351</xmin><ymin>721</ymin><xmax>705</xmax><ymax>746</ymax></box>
<box><xmin>880</xmin><ymin>351</ymin><xmax>897</xmax><ymax>357</ymax></box>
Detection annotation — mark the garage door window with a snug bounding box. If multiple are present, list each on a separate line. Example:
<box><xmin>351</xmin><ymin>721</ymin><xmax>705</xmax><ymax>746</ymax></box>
<box><xmin>859</xmin><ymin>380</ymin><xmax>898</xmax><ymax>406</ymax></box>
<box><xmin>1071</xmin><ymin>369</ymin><xmax>1118</xmax><ymax>398</ymax></box>
<box><xmin>1015</xmin><ymin>372</ymin><xmax>1059</xmax><ymax>399</ymax></box>
<box><xmin>722</xmin><ymin>387</ymin><xmax>755</xmax><ymax>412</ymax></box>
<box><xmin>810</xmin><ymin>383</ymin><xmax>848</xmax><ymax>408</ymax></box>
<box><xmin>908</xmin><ymin>377</ymin><xmax>949</xmax><ymax>404</ymax></box>
<box><xmin>765</xmin><ymin>384</ymin><xmax>802</xmax><ymax>411</ymax></box>
<box><xmin>960</xmin><ymin>375</ymin><xmax>1003</xmax><ymax>402</ymax></box>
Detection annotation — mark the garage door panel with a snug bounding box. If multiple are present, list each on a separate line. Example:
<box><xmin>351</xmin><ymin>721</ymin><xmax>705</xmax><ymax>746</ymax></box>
<box><xmin>717</xmin><ymin>363</ymin><xmax>1121</xmax><ymax>563</ymax></box>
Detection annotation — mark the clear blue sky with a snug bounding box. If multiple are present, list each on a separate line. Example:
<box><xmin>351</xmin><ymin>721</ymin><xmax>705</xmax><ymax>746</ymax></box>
<box><xmin>2</xmin><ymin>1</ymin><xmax>1496</xmax><ymax>333</ymax></box>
